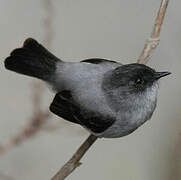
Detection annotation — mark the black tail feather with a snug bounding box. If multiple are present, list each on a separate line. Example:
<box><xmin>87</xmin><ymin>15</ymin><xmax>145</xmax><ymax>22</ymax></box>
<box><xmin>4</xmin><ymin>38</ymin><xmax>61</xmax><ymax>81</ymax></box>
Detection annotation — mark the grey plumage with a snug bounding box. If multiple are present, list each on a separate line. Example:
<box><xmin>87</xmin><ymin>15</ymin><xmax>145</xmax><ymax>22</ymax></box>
<box><xmin>4</xmin><ymin>38</ymin><xmax>171</xmax><ymax>138</ymax></box>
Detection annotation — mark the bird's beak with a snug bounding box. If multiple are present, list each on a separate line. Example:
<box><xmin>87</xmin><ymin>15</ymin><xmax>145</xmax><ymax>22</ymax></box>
<box><xmin>155</xmin><ymin>71</ymin><xmax>171</xmax><ymax>80</ymax></box>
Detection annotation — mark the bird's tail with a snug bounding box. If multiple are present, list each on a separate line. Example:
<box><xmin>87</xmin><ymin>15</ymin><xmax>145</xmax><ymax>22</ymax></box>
<box><xmin>4</xmin><ymin>38</ymin><xmax>61</xmax><ymax>81</ymax></box>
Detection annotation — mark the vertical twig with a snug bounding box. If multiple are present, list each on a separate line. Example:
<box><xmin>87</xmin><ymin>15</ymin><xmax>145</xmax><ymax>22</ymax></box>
<box><xmin>43</xmin><ymin>0</ymin><xmax>54</xmax><ymax>49</ymax></box>
<box><xmin>137</xmin><ymin>0</ymin><xmax>169</xmax><ymax>64</ymax></box>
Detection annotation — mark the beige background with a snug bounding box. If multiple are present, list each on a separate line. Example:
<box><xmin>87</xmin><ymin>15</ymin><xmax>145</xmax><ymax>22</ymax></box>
<box><xmin>0</xmin><ymin>0</ymin><xmax>181</xmax><ymax>180</ymax></box>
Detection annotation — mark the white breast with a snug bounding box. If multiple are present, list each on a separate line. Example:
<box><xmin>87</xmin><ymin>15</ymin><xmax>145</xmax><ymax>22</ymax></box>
<box><xmin>97</xmin><ymin>82</ymin><xmax>159</xmax><ymax>138</ymax></box>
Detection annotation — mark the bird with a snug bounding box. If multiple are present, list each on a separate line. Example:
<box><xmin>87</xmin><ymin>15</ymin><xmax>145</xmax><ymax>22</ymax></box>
<box><xmin>4</xmin><ymin>38</ymin><xmax>171</xmax><ymax>138</ymax></box>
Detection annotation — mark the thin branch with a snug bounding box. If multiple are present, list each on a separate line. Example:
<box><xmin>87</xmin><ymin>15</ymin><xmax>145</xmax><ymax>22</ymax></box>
<box><xmin>51</xmin><ymin>135</ymin><xmax>97</xmax><ymax>180</ymax></box>
<box><xmin>0</xmin><ymin>0</ymin><xmax>54</xmax><ymax>157</ymax></box>
<box><xmin>0</xmin><ymin>84</ymin><xmax>50</xmax><ymax>155</ymax></box>
<box><xmin>51</xmin><ymin>0</ymin><xmax>170</xmax><ymax>180</ymax></box>
<box><xmin>0</xmin><ymin>172</ymin><xmax>15</xmax><ymax>180</ymax></box>
<box><xmin>137</xmin><ymin>0</ymin><xmax>169</xmax><ymax>64</ymax></box>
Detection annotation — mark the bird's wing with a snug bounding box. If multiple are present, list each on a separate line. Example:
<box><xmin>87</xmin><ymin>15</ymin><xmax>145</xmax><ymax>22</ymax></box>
<box><xmin>49</xmin><ymin>90</ymin><xmax>115</xmax><ymax>133</ymax></box>
<box><xmin>49</xmin><ymin>90</ymin><xmax>81</xmax><ymax>125</ymax></box>
<box><xmin>81</xmin><ymin>58</ymin><xmax>120</xmax><ymax>65</ymax></box>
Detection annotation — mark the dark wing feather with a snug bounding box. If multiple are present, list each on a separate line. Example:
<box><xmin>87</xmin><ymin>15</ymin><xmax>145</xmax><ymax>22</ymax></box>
<box><xmin>81</xmin><ymin>58</ymin><xmax>118</xmax><ymax>64</ymax></box>
<box><xmin>49</xmin><ymin>91</ymin><xmax>115</xmax><ymax>133</ymax></box>
<box><xmin>49</xmin><ymin>91</ymin><xmax>82</xmax><ymax>125</ymax></box>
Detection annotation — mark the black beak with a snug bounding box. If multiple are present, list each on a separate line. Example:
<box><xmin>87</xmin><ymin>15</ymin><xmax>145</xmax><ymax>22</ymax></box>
<box><xmin>155</xmin><ymin>71</ymin><xmax>171</xmax><ymax>80</ymax></box>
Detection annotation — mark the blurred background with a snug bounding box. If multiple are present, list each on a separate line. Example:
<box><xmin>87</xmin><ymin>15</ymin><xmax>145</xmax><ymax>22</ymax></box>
<box><xmin>0</xmin><ymin>0</ymin><xmax>180</xmax><ymax>179</ymax></box>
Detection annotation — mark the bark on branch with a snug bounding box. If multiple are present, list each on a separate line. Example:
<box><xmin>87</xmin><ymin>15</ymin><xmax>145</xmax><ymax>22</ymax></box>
<box><xmin>51</xmin><ymin>135</ymin><xmax>97</xmax><ymax>180</ymax></box>
<box><xmin>51</xmin><ymin>0</ymin><xmax>170</xmax><ymax>179</ymax></box>
<box><xmin>137</xmin><ymin>0</ymin><xmax>169</xmax><ymax>64</ymax></box>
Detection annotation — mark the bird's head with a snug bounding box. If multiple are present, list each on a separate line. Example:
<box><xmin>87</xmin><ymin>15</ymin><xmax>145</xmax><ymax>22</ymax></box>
<box><xmin>103</xmin><ymin>63</ymin><xmax>171</xmax><ymax>95</ymax></box>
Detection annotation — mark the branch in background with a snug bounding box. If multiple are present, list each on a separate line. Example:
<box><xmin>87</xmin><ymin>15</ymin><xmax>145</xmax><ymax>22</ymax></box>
<box><xmin>0</xmin><ymin>111</ymin><xmax>50</xmax><ymax>155</ymax></box>
<box><xmin>51</xmin><ymin>0</ymin><xmax>170</xmax><ymax>180</ymax></box>
<box><xmin>137</xmin><ymin>0</ymin><xmax>169</xmax><ymax>64</ymax></box>
<box><xmin>43</xmin><ymin>0</ymin><xmax>54</xmax><ymax>48</ymax></box>
<box><xmin>0</xmin><ymin>82</ymin><xmax>50</xmax><ymax>155</ymax></box>
<box><xmin>0</xmin><ymin>0</ymin><xmax>54</xmax><ymax>156</ymax></box>
<box><xmin>0</xmin><ymin>172</ymin><xmax>15</xmax><ymax>180</ymax></box>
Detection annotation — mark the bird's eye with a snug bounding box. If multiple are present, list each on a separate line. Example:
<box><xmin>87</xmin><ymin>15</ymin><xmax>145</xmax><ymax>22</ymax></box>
<box><xmin>135</xmin><ymin>78</ymin><xmax>144</xmax><ymax>85</ymax></box>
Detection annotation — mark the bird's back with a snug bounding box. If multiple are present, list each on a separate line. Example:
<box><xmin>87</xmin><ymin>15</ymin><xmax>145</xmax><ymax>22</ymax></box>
<box><xmin>53</xmin><ymin>59</ymin><xmax>121</xmax><ymax>114</ymax></box>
